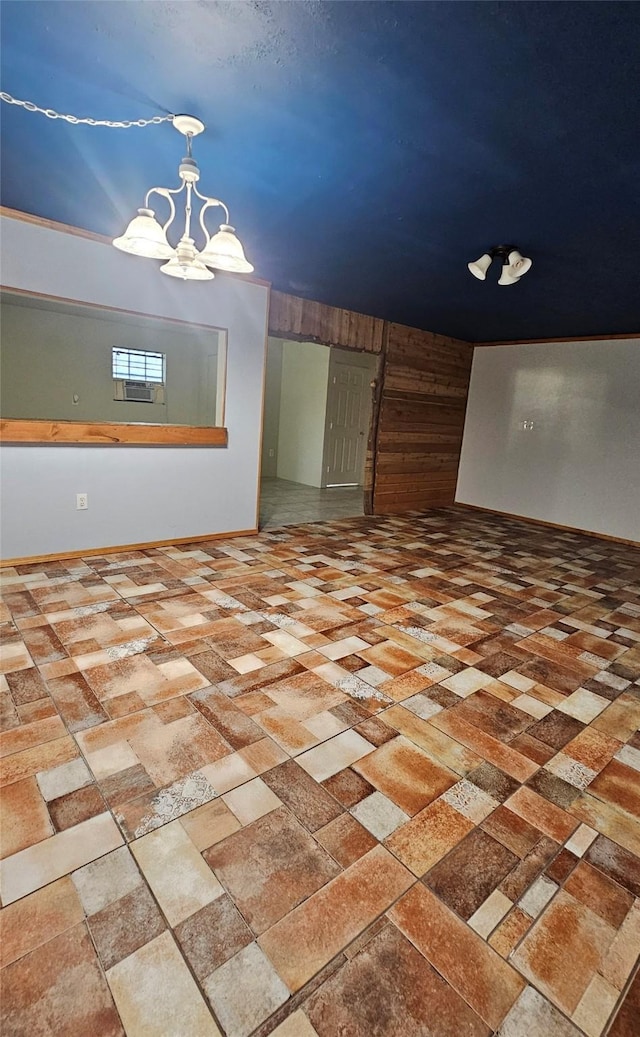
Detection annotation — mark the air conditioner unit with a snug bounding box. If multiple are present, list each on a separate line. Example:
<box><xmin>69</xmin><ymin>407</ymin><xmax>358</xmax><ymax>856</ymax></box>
<box><xmin>113</xmin><ymin>380</ymin><xmax>165</xmax><ymax>404</ymax></box>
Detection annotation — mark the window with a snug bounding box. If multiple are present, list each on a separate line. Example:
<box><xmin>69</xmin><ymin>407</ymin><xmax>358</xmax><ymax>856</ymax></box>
<box><xmin>112</xmin><ymin>347</ymin><xmax>165</xmax><ymax>384</ymax></box>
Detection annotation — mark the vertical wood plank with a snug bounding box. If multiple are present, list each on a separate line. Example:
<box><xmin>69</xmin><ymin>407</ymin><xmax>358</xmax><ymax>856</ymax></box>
<box><xmin>373</xmin><ymin>322</ymin><xmax>474</xmax><ymax>513</ymax></box>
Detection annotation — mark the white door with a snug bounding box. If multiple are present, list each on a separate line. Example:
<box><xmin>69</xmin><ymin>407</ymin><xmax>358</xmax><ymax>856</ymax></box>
<box><xmin>323</xmin><ymin>355</ymin><xmax>373</xmax><ymax>486</ymax></box>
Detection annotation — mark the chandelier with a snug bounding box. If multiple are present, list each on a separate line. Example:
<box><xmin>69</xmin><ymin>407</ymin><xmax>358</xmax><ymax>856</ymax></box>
<box><xmin>467</xmin><ymin>245</ymin><xmax>532</xmax><ymax>286</ymax></box>
<box><xmin>113</xmin><ymin>115</ymin><xmax>253</xmax><ymax>280</ymax></box>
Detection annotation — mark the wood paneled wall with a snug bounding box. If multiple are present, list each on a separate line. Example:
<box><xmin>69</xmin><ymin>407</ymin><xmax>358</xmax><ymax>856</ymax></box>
<box><xmin>268</xmin><ymin>291</ymin><xmax>474</xmax><ymax>514</ymax></box>
<box><xmin>373</xmin><ymin>323</ymin><xmax>473</xmax><ymax>512</ymax></box>
<box><xmin>269</xmin><ymin>290</ymin><xmax>384</xmax><ymax>353</ymax></box>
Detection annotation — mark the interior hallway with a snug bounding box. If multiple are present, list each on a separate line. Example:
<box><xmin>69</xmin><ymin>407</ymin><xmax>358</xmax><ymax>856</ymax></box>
<box><xmin>259</xmin><ymin>477</ymin><xmax>364</xmax><ymax>530</ymax></box>
<box><xmin>1</xmin><ymin>508</ymin><xmax>639</xmax><ymax>1037</ymax></box>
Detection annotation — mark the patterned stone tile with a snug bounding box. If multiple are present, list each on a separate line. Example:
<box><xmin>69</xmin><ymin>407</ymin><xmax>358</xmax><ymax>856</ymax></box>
<box><xmin>511</xmin><ymin>889</ymin><xmax>619</xmax><ymax>1014</ymax></box>
<box><xmin>467</xmin><ymin>761</ymin><xmax>521</xmax><ymax>804</ymax></box>
<box><xmin>204</xmin><ymin>806</ymin><xmax>340</xmax><ymax>934</ymax></box>
<box><xmin>174</xmin><ymin>894</ymin><xmax>253</xmax><ymax>982</ymax></box>
<box><xmin>320</xmin><ymin>766</ymin><xmax>375</xmax><ymax>807</ymax></box>
<box><xmin>261</xmin><ymin>759</ymin><xmax>343</xmax><ymax>831</ymax></box>
<box><xmin>505</xmin><ymin>785</ymin><xmax>579</xmax><ymax>843</ymax></box>
<box><xmin>107</xmin><ymin>931</ymin><xmax>221</xmax><ymax>1036</ymax></box>
<box><xmin>0</xmin><ymin>876</ymin><xmax>84</xmax><ymax>969</ymax></box>
<box><xmin>518</xmin><ymin>874</ymin><xmax>559</xmax><ymax>918</ymax></box>
<box><xmin>314</xmin><ymin>812</ymin><xmax>377</xmax><ymax>867</ymax></box>
<box><xmin>46</xmin><ymin>671</ymin><xmax>109</xmax><ymax>732</ymax></box>
<box><xmin>130</xmin><ymin>818</ymin><xmax>223</xmax><ymax>923</ymax></box>
<box><xmin>589</xmin><ymin>758</ymin><xmax>640</xmax><ymax>819</ymax></box>
<box><xmin>305</xmin><ymin>922</ymin><xmax>490</xmax><ymax>1036</ymax></box>
<box><xmin>1</xmin><ymin>924</ymin><xmax>124</xmax><ymax>1036</ymax></box>
<box><xmin>546</xmin><ymin>847</ymin><xmax>580</xmax><ymax>884</ymax></box>
<box><xmin>498</xmin><ymin>835</ymin><xmax>560</xmax><ymax>902</ymax></box>
<box><xmin>430</xmin><ymin>709</ymin><xmax>538</xmax><ymax>782</ymax></box>
<box><xmin>258</xmin><ymin>845</ymin><xmax>413</xmax><ymax>991</ymax></box>
<box><xmin>88</xmin><ymin>882</ymin><xmax>167</xmax><ymax>969</ymax></box>
<box><xmin>203</xmin><ymin>941</ymin><xmax>289</xmax><ymax>1037</ymax></box>
<box><xmin>467</xmin><ymin>888</ymin><xmax>513</xmax><ymax>939</ymax></box>
<box><xmin>385</xmin><ymin>797</ymin><xmax>475</xmax><ymax>876</ymax></box>
<box><xmin>496</xmin><ymin>985</ymin><xmax>583</xmax><ymax>1037</ymax></box>
<box><xmin>0</xmin><ymin>775</ymin><xmax>53</xmax><ymax>858</ymax></box>
<box><xmin>488</xmin><ymin>907</ymin><xmax>532</xmax><ymax>958</ymax></box>
<box><xmin>441</xmin><ymin>778</ymin><xmax>500</xmax><ymax>823</ymax></box>
<box><xmin>527</xmin><ymin>710</ymin><xmax>587</xmax><ymax>749</ymax></box>
<box><xmin>115</xmin><ymin>770</ymin><xmax>217</xmax><ymax>839</ymax></box>
<box><xmin>389</xmin><ymin>883</ymin><xmax>526</xmax><ymax>1029</ymax></box>
<box><xmin>127</xmin><ymin>713</ymin><xmax>231</xmax><ymax>787</ymax></box>
<box><xmin>48</xmin><ymin>783</ymin><xmax>108</xmax><ymax>832</ymax></box>
<box><xmin>584</xmin><ymin>834</ymin><xmax>640</xmax><ymax>898</ymax></box>
<box><xmin>0</xmin><ymin>811</ymin><xmax>124</xmax><ymax>905</ymax></box>
<box><xmin>424</xmin><ymin>828</ymin><xmax>519</xmax><ymax>920</ymax></box>
<box><xmin>72</xmin><ymin>845</ymin><xmax>142</xmax><ymax>915</ymax></box>
<box><xmin>607</xmin><ymin>965</ymin><xmax>640</xmax><ymax>1036</ymax></box>
<box><xmin>179</xmin><ymin>797</ymin><xmax>241</xmax><ymax>850</ymax></box>
<box><xmin>352</xmin><ymin>734</ymin><xmax>456</xmax><ymax>815</ymax></box>
<box><xmin>296</xmin><ymin>729</ymin><xmax>375</xmax><ymax>781</ymax></box>
<box><xmin>222</xmin><ymin>776</ymin><xmax>282</xmax><ymax>825</ymax></box>
<box><xmin>351</xmin><ymin>790</ymin><xmax>410</xmax><ymax>840</ymax></box>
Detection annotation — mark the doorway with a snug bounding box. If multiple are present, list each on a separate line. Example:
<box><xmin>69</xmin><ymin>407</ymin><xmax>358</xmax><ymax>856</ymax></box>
<box><xmin>259</xmin><ymin>338</ymin><xmax>377</xmax><ymax>529</ymax></box>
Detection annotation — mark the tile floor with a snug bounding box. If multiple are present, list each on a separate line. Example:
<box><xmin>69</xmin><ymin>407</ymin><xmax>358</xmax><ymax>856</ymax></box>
<box><xmin>259</xmin><ymin>478</ymin><xmax>363</xmax><ymax>530</ymax></box>
<box><xmin>1</xmin><ymin>507</ymin><xmax>639</xmax><ymax>1037</ymax></box>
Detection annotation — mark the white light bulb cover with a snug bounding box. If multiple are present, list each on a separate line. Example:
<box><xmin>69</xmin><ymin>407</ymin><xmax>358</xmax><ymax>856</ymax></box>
<box><xmin>160</xmin><ymin>236</ymin><xmax>214</xmax><ymax>280</ymax></box>
<box><xmin>160</xmin><ymin>256</ymin><xmax>214</xmax><ymax>280</ymax></box>
<box><xmin>113</xmin><ymin>208</ymin><xmax>175</xmax><ymax>259</ymax></box>
<box><xmin>200</xmin><ymin>225</ymin><xmax>254</xmax><ymax>273</ymax></box>
<box><xmin>498</xmin><ymin>267</ymin><xmax>521</xmax><ymax>286</ymax></box>
<box><xmin>468</xmin><ymin>253</ymin><xmax>492</xmax><ymax>280</ymax></box>
<box><xmin>504</xmin><ymin>250</ymin><xmax>532</xmax><ymax>278</ymax></box>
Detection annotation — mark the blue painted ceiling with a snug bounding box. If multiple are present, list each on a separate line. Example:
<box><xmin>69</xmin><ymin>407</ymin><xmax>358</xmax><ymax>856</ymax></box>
<box><xmin>1</xmin><ymin>1</ymin><xmax>639</xmax><ymax>341</ymax></box>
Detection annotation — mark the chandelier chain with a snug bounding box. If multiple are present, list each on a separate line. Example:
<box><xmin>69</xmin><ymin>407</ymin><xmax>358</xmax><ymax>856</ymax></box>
<box><xmin>0</xmin><ymin>91</ymin><xmax>174</xmax><ymax>128</ymax></box>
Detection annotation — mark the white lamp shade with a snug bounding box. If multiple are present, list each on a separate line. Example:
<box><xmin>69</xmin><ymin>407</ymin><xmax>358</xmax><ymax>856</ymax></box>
<box><xmin>504</xmin><ymin>250</ymin><xmax>532</xmax><ymax>278</ymax></box>
<box><xmin>468</xmin><ymin>253</ymin><xmax>492</xmax><ymax>280</ymax></box>
<box><xmin>160</xmin><ymin>256</ymin><xmax>214</xmax><ymax>280</ymax></box>
<box><xmin>498</xmin><ymin>267</ymin><xmax>521</xmax><ymax>286</ymax></box>
<box><xmin>113</xmin><ymin>208</ymin><xmax>175</xmax><ymax>260</ymax></box>
<box><xmin>160</xmin><ymin>235</ymin><xmax>214</xmax><ymax>280</ymax></box>
<box><xmin>200</xmin><ymin>225</ymin><xmax>254</xmax><ymax>273</ymax></box>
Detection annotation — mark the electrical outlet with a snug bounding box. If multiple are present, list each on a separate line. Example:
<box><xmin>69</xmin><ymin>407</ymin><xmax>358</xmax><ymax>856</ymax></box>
<box><xmin>268</xmin><ymin>448</ymin><xmax>275</xmax><ymax>457</ymax></box>
<box><xmin>76</xmin><ymin>493</ymin><xmax>88</xmax><ymax>510</ymax></box>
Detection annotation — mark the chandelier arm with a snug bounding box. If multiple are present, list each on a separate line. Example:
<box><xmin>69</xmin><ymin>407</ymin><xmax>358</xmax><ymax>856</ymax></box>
<box><xmin>196</xmin><ymin>197</ymin><xmax>231</xmax><ymax>246</ymax></box>
<box><xmin>194</xmin><ymin>188</ymin><xmax>230</xmax><ymax>224</ymax></box>
<box><xmin>144</xmin><ymin>185</ymin><xmax>183</xmax><ymax>234</ymax></box>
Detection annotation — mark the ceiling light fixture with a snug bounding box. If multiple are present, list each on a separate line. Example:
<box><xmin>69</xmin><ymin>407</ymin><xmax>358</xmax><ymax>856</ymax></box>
<box><xmin>113</xmin><ymin>115</ymin><xmax>254</xmax><ymax>280</ymax></box>
<box><xmin>468</xmin><ymin>245</ymin><xmax>532</xmax><ymax>286</ymax></box>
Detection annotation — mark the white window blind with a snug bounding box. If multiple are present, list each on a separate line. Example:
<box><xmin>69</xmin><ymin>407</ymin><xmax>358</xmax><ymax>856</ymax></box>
<box><xmin>112</xmin><ymin>348</ymin><xmax>165</xmax><ymax>383</ymax></box>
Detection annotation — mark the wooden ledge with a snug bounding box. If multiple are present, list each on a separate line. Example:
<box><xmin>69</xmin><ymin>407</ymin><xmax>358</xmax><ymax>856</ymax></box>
<box><xmin>0</xmin><ymin>419</ymin><xmax>228</xmax><ymax>446</ymax></box>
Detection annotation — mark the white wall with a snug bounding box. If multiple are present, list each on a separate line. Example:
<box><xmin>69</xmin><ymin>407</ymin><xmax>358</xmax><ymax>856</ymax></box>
<box><xmin>277</xmin><ymin>339</ymin><xmax>330</xmax><ymax>487</ymax></box>
<box><xmin>260</xmin><ymin>337</ymin><xmax>283</xmax><ymax>478</ymax></box>
<box><xmin>0</xmin><ymin>214</ymin><xmax>269</xmax><ymax>558</ymax></box>
<box><xmin>456</xmin><ymin>339</ymin><xmax>640</xmax><ymax>541</ymax></box>
<box><xmin>1</xmin><ymin>296</ymin><xmax>221</xmax><ymax>426</ymax></box>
